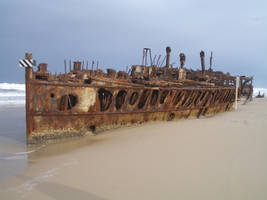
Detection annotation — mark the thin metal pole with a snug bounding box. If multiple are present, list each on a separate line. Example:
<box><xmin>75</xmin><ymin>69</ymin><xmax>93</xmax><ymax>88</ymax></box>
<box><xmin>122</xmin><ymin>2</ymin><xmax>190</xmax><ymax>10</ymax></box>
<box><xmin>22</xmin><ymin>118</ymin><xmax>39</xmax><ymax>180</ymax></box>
<box><xmin>209</xmin><ymin>51</ymin><xmax>213</xmax><ymax>70</ymax></box>
<box><xmin>156</xmin><ymin>55</ymin><xmax>161</xmax><ymax>66</ymax></box>
<box><xmin>149</xmin><ymin>49</ymin><xmax>152</xmax><ymax>66</ymax></box>
<box><xmin>235</xmin><ymin>76</ymin><xmax>239</xmax><ymax>110</ymax></box>
<box><xmin>142</xmin><ymin>49</ymin><xmax>145</xmax><ymax>65</ymax></box>
<box><xmin>160</xmin><ymin>56</ymin><xmax>166</xmax><ymax>67</ymax></box>
<box><xmin>64</xmin><ymin>60</ymin><xmax>67</xmax><ymax>73</ymax></box>
<box><xmin>152</xmin><ymin>55</ymin><xmax>157</xmax><ymax>66</ymax></box>
<box><xmin>91</xmin><ymin>61</ymin><xmax>94</xmax><ymax>70</ymax></box>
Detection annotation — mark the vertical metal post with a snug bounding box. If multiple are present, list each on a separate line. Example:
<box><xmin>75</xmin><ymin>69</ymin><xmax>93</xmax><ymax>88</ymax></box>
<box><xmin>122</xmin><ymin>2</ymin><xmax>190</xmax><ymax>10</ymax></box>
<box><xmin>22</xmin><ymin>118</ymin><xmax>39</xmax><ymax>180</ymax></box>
<box><xmin>64</xmin><ymin>60</ymin><xmax>67</xmax><ymax>73</ymax></box>
<box><xmin>200</xmin><ymin>51</ymin><xmax>205</xmax><ymax>74</ymax></box>
<box><xmin>145</xmin><ymin>49</ymin><xmax>147</xmax><ymax>66</ymax></box>
<box><xmin>235</xmin><ymin>76</ymin><xmax>240</xmax><ymax>110</ymax></box>
<box><xmin>156</xmin><ymin>55</ymin><xmax>161</xmax><ymax>66</ymax></box>
<box><xmin>209</xmin><ymin>51</ymin><xmax>213</xmax><ymax>70</ymax></box>
<box><xmin>165</xmin><ymin>46</ymin><xmax>171</xmax><ymax>68</ymax></box>
<box><xmin>91</xmin><ymin>61</ymin><xmax>94</xmax><ymax>70</ymax></box>
<box><xmin>25</xmin><ymin>53</ymin><xmax>33</xmax><ymax>143</ymax></box>
<box><xmin>160</xmin><ymin>56</ymin><xmax>166</xmax><ymax>67</ymax></box>
<box><xmin>179</xmin><ymin>53</ymin><xmax>186</xmax><ymax>68</ymax></box>
<box><xmin>152</xmin><ymin>55</ymin><xmax>157</xmax><ymax>66</ymax></box>
<box><xmin>149</xmin><ymin>49</ymin><xmax>152</xmax><ymax>66</ymax></box>
<box><xmin>142</xmin><ymin>48</ymin><xmax>145</xmax><ymax>65</ymax></box>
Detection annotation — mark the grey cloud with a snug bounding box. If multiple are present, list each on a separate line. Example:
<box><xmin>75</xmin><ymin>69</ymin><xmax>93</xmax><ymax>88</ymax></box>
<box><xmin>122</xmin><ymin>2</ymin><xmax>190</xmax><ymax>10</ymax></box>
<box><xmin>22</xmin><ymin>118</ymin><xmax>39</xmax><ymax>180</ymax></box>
<box><xmin>0</xmin><ymin>0</ymin><xmax>266</xmax><ymax>86</ymax></box>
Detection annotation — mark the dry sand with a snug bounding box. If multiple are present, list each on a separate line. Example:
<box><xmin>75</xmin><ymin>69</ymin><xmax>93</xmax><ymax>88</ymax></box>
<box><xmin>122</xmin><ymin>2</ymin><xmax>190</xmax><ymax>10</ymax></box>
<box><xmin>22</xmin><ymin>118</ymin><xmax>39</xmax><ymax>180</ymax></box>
<box><xmin>1</xmin><ymin>99</ymin><xmax>267</xmax><ymax>200</ymax></box>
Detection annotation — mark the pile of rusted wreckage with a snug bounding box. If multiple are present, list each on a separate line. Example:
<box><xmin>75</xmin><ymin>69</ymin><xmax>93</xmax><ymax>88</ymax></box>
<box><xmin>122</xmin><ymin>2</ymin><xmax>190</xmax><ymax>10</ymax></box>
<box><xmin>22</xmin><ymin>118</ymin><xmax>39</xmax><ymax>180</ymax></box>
<box><xmin>21</xmin><ymin>47</ymin><xmax>253</xmax><ymax>144</ymax></box>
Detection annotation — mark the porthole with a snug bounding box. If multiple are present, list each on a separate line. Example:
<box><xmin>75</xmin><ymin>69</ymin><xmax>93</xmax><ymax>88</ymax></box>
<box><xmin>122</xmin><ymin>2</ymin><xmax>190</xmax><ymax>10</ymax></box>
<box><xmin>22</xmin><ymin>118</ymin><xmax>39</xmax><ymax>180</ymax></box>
<box><xmin>58</xmin><ymin>94</ymin><xmax>78</xmax><ymax>111</ymax></box>
<box><xmin>150</xmin><ymin>90</ymin><xmax>159</xmax><ymax>106</ymax></box>
<box><xmin>160</xmin><ymin>90</ymin><xmax>169</xmax><ymax>104</ymax></box>
<box><xmin>129</xmin><ymin>92</ymin><xmax>139</xmax><ymax>105</ymax></box>
<box><xmin>98</xmin><ymin>88</ymin><xmax>112</xmax><ymax>112</ymax></box>
<box><xmin>115</xmin><ymin>90</ymin><xmax>127</xmax><ymax>110</ymax></box>
<box><xmin>138</xmin><ymin>90</ymin><xmax>149</xmax><ymax>109</ymax></box>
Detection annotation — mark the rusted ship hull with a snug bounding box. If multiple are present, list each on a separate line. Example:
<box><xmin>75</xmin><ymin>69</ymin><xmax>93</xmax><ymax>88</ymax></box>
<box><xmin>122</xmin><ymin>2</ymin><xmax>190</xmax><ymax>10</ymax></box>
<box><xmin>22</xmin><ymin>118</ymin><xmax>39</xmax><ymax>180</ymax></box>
<box><xmin>26</xmin><ymin>81</ymin><xmax>235</xmax><ymax>144</ymax></box>
<box><xmin>21</xmin><ymin>47</ymin><xmax>252</xmax><ymax>144</ymax></box>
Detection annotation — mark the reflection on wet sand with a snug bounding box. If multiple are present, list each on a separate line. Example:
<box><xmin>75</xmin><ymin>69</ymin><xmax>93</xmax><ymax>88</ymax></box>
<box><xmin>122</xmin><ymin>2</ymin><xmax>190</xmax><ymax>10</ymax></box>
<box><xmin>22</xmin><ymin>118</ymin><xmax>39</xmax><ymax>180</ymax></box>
<box><xmin>27</xmin><ymin>128</ymin><xmax>124</xmax><ymax>160</ymax></box>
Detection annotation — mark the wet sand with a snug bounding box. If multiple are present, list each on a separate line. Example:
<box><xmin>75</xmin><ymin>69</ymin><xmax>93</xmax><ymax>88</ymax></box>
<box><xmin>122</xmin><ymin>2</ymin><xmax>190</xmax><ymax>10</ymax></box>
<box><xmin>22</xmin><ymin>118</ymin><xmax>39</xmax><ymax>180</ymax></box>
<box><xmin>0</xmin><ymin>99</ymin><xmax>267</xmax><ymax>200</ymax></box>
<box><xmin>0</xmin><ymin>105</ymin><xmax>27</xmax><ymax>182</ymax></box>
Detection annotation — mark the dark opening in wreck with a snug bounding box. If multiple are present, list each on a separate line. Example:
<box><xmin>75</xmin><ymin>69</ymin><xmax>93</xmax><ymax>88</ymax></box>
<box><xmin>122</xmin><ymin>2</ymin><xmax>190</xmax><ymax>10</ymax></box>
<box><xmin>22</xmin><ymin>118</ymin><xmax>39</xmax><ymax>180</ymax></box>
<box><xmin>58</xmin><ymin>94</ymin><xmax>78</xmax><ymax>111</ymax></box>
<box><xmin>115</xmin><ymin>90</ymin><xmax>127</xmax><ymax>110</ymax></box>
<box><xmin>98</xmin><ymin>89</ymin><xmax>112</xmax><ymax>112</ymax></box>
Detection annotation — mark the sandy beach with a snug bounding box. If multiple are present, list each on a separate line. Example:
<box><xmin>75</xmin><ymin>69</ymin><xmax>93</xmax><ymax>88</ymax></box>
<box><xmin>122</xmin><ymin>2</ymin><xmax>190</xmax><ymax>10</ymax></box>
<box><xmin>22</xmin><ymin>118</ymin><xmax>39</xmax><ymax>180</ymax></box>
<box><xmin>0</xmin><ymin>99</ymin><xmax>267</xmax><ymax>200</ymax></box>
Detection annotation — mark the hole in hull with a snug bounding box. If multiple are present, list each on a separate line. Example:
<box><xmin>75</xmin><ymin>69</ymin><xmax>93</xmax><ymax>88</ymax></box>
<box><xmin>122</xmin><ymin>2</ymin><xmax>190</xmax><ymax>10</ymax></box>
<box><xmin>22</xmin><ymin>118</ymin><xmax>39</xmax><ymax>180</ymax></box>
<box><xmin>193</xmin><ymin>91</ymin><xmax>202</xmax><ymax>105</ymax></box>
<box><xmin>173</xmin><ymin>91</ymin><xmax>183</xmax><ymax>105</ymax></box>
<box><xmin>115</xmin><ymin>90</ymin><xmax>127</xmax><ymax>110</ymax></box>
<box><xmin>67</xmin><ymin>94</ymin><xmax>78</xmax><ymax>109</ymax></box>
<box><xmin>89</xmin><ymin>125</ymin><xmax>96</xmax><ymax>133</ymax></box>
<box><xmin>150</xmin><ymin>90</ymin><xmax>159</xmax><ymax>106</ymax></box>
<box><xmin>98</xmin><ymin>88</ymin><xmax>112</xmax><ymax>112</ymax></box>
<box><xmin>181</xmin><ymin>91</ymin><xmax>192</xmax><ymax>106</ymax></box>
<box><xmin>160</xmin><ymin>90</ymin><xmax>169</xmax><ymax>104</ymax></box>
<box><xmin>58</xmin><ymin>94</ymin><xmax>78</xmax><ymax>111</ymax></box>
<box><xmin>84</xmin><ymin>78</ymin><xmax>92</xmax><ymax>84</ymax></box>
<box><xmin>129</xmin><ymin>92</ymin><xmax>139</xmax><ymax>105</ymax></box>
<box><xmin>36</xmin><ymin>75</ymin><xmax>48</xmax><ymax>81</ymax></box>
<box><xmin>138</xmin><ymin>90</ymin><xmax>149</xmax><ymax>109</ymax></box>
<box><xmin>167</xmin><ymin>113</ymin><xmax>175</xmax><ymax>121</ymax></box>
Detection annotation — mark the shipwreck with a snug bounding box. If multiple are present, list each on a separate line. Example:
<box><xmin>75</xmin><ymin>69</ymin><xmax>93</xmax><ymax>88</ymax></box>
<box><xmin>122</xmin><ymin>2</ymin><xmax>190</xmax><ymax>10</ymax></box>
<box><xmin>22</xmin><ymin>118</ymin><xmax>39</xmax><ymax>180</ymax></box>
<box><xmin>20</xmin><ymin>47</ymin><xmax>253</xmax><ymax>144</ymax></box>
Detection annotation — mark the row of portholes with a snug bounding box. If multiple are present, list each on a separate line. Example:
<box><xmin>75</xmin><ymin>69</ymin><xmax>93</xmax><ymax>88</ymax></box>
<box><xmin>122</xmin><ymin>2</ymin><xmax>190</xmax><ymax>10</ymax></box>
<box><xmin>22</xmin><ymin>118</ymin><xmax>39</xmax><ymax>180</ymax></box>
<box><xmin>97</xmin><ymin>88</ymin><xmax>234</xmax><ymax>112</ymax></box>
<box><xmin>171</xmin><ymin>90</ymin><xmax>209</xmax><ymax>108</ymax></box>
<box><xmin>98</xmin><ymin>88</ymin><xmax>167</xmax><ymax>112</ymax></box>
<box><xmin>173</xmin><ymin>89</ymin><xmax>235</xmax><ymax>108</ymax></box>
<box><xmin>55</xmin><ymin>89</ymin><xmax>234</xmax><ymax>112</ymax></box>
<box><xmin>54</xmin><ymin>89</ymin><xmax>163</xmax><ymax>112</ymax></box>
<box><xmin>98</xmin><ymin>88</ymin><xmax>235</xmax><ymax>112</ymax></box>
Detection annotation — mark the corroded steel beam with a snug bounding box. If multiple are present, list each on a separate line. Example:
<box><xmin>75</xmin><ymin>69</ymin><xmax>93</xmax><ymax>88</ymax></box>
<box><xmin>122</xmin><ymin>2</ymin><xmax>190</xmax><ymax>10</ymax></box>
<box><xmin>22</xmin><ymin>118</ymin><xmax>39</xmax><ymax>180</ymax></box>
<box><xmin>200</xmin><ymin>50</ymin><xmax>205</xmax><ymax>74</ymax></box>
<box><xmin>179</xmin><ymin>53</ymin><xmax>186</xmax><ymax>68</ymax></box>
<box><xmin>165</xmin><ymin>46</ymin><xmax>171</xmax><ymax>68</ymax></box>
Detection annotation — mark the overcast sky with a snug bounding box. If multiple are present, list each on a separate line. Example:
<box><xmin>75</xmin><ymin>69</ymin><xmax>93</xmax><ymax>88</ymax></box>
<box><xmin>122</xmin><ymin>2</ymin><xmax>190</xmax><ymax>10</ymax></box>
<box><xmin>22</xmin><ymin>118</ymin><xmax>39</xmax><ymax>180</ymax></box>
<box><xmin>1</xmin><ymin>0</ymin><xmax>266</xmax><ymax>87</ymax></box>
